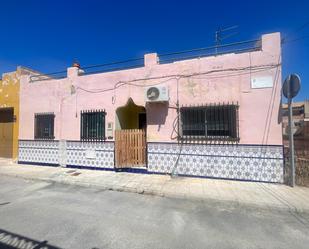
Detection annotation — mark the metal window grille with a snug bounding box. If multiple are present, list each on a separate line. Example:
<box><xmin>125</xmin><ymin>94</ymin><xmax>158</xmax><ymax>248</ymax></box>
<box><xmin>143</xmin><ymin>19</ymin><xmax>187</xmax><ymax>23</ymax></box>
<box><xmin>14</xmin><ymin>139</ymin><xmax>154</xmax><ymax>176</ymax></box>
<box><xmin>180</xmin><ymin>103</ymin><xmax>239</xmax><ymax>142</ymax></box>
<box><xmin>34</xmin><ymin>113</ymin><xmax>55</xmax><ymax>140</ymax></box>
<box><xmin>80</xmin><ymin>110</ymin><xmax>106</xmax><ymax>141</ymax></box>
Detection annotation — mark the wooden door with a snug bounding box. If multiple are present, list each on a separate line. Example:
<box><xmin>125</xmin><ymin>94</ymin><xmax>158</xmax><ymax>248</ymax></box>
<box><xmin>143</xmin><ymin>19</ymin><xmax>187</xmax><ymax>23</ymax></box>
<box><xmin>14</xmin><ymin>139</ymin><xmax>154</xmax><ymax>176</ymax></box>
<box><xmin>115</xmin><ymin>129</ymin><xmax>146</xmax><ymax>168</ymax></box>
<box><xmin>0</xmin><ymin>108</ymin><xmax>14</xmax><ymax>158</ymax></box>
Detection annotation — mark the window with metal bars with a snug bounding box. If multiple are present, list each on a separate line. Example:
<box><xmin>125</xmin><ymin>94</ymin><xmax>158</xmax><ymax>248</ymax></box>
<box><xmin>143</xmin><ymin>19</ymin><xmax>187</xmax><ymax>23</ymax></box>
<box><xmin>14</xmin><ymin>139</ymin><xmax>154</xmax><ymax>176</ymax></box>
<box><xmin>34</xmin><ymin>113</ymin><xmax>55</xmax><ymax>139</ymax></box>
<box><xmin>180</xmin><ymin>103</ymin><xmax>239</xmax><ymax>141</ymax></box>
<box><xmin>80</xmin><ymin>110</ymin><xmax>106</xmax><ymax>141</ymax></box>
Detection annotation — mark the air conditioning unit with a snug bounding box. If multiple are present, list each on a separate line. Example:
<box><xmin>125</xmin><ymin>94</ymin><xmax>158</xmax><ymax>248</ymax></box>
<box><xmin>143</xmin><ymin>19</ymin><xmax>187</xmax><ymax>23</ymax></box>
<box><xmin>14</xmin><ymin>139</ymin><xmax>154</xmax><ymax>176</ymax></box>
<box><xmin>145</xmin><ymin>86</ymin><xmax>169</xmax><ymax>102</ymax></box>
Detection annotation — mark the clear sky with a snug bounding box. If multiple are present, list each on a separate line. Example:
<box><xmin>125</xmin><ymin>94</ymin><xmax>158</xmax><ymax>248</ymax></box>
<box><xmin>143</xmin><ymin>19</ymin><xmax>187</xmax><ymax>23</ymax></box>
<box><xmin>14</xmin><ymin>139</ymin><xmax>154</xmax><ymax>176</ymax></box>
<box><xmin>0</xmin><ymin>0</ymin><xmax>308</xmax><ymax>101</ymax></box>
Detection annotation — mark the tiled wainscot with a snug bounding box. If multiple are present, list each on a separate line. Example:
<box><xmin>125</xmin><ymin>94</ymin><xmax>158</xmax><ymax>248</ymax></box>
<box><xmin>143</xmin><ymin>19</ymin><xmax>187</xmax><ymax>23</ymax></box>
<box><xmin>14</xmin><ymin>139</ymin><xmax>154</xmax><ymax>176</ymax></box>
<box><xmin>147</xmin><ymin>143</ymin><xmax>284</xmax><ymax>183</ymax></box>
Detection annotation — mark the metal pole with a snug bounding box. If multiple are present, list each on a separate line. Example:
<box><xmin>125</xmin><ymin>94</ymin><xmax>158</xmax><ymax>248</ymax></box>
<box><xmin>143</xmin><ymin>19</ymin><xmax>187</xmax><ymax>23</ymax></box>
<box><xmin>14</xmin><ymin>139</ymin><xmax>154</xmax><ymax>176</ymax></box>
<box><xmin>288</xmin><ymin>86</ymin><xmax>295</xmax><ymax>187</ymax></box>
<box><xmin>215</xmin><ymin>29</ymin><xmax>220</xmax><ymax>55</ymax></box>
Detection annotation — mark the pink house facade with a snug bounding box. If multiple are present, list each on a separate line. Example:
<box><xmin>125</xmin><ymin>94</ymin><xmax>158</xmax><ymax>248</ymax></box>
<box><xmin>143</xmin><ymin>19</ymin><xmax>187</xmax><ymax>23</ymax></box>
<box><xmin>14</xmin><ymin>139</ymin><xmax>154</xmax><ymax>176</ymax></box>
<box><xmin>18</xmin><ymin>32</ymin><xmax>284</xmax><ymax>183</ymax></box>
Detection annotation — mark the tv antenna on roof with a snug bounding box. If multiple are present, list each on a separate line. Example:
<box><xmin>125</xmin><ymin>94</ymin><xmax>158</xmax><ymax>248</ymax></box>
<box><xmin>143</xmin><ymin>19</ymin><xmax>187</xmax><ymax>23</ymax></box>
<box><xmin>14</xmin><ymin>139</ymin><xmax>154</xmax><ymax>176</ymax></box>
<box><xmin>215</xmin><ymin>25</ymin><xmax>239</xmax><ymax>54</ymax></box>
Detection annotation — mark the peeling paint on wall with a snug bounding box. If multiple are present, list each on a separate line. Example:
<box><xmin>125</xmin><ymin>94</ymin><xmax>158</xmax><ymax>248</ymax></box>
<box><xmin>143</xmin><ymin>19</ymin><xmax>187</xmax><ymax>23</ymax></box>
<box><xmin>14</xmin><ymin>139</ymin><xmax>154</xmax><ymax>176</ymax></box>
<box><xmin>185</xmin><ymin>77</ymin><xmax>198</xmax><ymax>97</ymax></box>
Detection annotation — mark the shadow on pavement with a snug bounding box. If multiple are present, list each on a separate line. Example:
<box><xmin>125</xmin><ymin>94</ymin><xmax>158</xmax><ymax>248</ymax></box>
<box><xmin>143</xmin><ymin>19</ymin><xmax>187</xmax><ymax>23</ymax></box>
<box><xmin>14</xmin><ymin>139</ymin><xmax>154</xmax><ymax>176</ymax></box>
<box><xmin>0</xmin><ymin>228</ymin><xmax>62</xmax><ymax>249</ymax></box>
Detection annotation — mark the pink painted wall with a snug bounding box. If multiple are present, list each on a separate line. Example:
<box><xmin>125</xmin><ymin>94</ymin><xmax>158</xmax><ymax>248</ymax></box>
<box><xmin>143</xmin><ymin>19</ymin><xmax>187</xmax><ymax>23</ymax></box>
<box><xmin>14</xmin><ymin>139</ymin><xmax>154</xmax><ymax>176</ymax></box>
<box><xmin>19</xmin><ymin>32</ymin><xmax>282</xmax><ymax>145</ymax></box>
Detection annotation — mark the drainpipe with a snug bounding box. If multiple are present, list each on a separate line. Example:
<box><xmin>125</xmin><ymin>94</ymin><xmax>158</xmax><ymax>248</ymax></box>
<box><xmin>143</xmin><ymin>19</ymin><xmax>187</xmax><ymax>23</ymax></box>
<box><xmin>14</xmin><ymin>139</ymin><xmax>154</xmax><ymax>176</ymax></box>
<box><xmin>171</xmin><ymin>78</ymin><xmax>181</xmax><ymax>178</ymax></box>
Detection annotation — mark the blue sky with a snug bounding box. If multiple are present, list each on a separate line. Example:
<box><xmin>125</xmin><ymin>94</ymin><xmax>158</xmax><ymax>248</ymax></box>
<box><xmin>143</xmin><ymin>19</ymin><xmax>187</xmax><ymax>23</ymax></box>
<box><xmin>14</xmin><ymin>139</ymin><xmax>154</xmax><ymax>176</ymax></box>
<box><xmin>0</xmin><ymin>0</ymin><xmax>308</xmax><ymax>101</ymax></box>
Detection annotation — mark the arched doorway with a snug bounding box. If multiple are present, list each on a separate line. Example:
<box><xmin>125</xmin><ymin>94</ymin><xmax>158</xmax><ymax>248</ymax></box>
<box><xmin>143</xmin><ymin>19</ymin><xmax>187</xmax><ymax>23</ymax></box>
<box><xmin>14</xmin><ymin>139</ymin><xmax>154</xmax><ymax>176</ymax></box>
<box><xmin>116</xmin><ymin>98</ymin><xmax>146</xmax><ymax>130</ymax></box>
<box><xmin>115</xmin><ymin>98</ymin><xmax>146</xmax><ymax>169</ymax></box>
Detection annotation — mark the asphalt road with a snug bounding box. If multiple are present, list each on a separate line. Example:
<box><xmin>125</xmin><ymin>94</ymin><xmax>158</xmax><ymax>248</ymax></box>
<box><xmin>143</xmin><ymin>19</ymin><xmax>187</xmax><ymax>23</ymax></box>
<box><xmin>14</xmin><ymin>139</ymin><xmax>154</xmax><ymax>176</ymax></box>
<box><xmin>0</xmin><ymin>175</ymin><xmax>309</xmax><ymax>249</ymax></box>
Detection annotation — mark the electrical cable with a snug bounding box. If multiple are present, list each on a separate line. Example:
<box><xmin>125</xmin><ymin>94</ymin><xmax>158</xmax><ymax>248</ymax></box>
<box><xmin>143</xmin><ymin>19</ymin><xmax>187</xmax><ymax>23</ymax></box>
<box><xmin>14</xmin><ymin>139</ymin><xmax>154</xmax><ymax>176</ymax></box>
<box><xmin>293</xmin><ymin>21</ymin><xmax>309</xmax><ymax>34</ymax></box>
<box><xmin>262</xmin><ymin>53</ymin><xmax>281</xmax><ymax>146</ymax></box>
<box><xmin>76</xmin><ymin>64</ymin><xmax>280</xmax><ymax>94</ymax></box>
<box><xmin>282</xmin><ymin>20</ymin><xmax>309</xmax><ymax>43</ymax></box>
<box><xmin>282</xmin><ymin>35</ymin><xmax>309</xmax><ymax>44</ymax></box>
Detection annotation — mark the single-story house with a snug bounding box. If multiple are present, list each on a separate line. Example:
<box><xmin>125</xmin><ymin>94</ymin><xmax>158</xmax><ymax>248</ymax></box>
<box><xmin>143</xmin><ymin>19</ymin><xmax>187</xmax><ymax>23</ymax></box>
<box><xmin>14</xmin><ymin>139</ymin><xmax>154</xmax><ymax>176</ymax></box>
<box><xmin>18</xmin><ymin>32</ymin><xmax>284</xmax><ymax>183</ymax></box>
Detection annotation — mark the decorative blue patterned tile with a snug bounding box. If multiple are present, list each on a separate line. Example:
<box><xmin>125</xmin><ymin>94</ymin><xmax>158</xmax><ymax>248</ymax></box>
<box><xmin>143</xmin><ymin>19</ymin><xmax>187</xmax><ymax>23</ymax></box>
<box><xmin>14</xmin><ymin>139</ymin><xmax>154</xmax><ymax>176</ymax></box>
<box><xmin>19</xmin><ymin>140</ymin><xmax>115</xmax><ymax>169</ymax></box>
<box><xmin>147</xmin><ymin>143</ymin><xmax>284</xmax><ymax>183</ymax></box>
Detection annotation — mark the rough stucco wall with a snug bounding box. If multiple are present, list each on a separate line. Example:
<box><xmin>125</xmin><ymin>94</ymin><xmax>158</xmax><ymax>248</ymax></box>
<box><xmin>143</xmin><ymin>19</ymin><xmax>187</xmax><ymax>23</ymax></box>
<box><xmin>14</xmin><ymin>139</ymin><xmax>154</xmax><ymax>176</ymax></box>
<box><xmin>19</xmin><ymin>32</ymin><xmax>282</xmax><ymax>146</ymax></box>
<box><xmin>0</xmin><ymin>71</ymin><xmax>20</xmax><ymax>159</ymax></box>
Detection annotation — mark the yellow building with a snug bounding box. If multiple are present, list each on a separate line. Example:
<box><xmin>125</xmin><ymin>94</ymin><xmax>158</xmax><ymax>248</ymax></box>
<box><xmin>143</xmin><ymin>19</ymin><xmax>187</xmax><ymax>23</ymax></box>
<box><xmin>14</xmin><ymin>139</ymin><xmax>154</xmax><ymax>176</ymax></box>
<box><xmin>0</xmin><ymin>67</ymin><xmax>36</xmax><ymax>159</ymax></box>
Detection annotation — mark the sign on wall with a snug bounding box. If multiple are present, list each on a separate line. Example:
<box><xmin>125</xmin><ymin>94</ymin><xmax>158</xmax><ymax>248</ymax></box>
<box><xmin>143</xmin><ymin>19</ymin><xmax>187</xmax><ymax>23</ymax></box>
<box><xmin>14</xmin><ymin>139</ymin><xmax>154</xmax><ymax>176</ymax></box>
<box><xmin>85</xmin><ymin>149</ymin><xmax>96</xmax><ymax>159</ymax></box>
<box><xmin>251</xmin><ymin>76</ymin><xmax>273</xmax><ymax>89</ymax></box>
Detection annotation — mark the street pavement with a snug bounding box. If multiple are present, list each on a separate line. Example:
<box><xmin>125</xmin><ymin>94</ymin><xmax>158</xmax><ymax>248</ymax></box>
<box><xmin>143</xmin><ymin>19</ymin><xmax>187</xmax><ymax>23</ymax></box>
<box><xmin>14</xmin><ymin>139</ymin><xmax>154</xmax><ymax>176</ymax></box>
<box><xmin>1</xmin><ymin>162</ymin><xmax>309</xmax><ymax>214</ymax></box>
<box><xmin>1</xmin><ymin>175</ymin><xmax>309</xmax><ymax>249</ymax></box>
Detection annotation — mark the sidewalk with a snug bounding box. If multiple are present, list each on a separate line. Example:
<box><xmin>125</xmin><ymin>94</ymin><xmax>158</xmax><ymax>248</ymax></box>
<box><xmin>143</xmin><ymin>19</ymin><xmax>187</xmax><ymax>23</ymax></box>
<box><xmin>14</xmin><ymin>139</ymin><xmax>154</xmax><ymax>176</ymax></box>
<box><xmin>1</xmin><ymin>159</ymin><xmax>309</xmax><ymax>214</ymax></box>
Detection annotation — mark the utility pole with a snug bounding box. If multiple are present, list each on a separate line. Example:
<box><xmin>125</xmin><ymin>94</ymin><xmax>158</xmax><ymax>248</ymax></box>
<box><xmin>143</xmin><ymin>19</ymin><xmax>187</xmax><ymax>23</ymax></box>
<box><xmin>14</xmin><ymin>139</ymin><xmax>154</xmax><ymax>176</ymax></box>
<box><xmin>215</xmin><ymin>25</ymin><xmax>238</xmax><ymax>54</ymax></box>
<box><xmin>215</xmin><ymin>28</ymin><xmax>221</xmax><ymax>54</ymax></box>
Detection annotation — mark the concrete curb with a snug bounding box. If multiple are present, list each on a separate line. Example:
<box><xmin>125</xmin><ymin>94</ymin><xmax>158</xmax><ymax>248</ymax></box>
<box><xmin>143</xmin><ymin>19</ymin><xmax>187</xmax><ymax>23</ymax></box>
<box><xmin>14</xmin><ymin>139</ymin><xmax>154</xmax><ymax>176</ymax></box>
<box><xmin>1</xmin><ymin>171</ymin><xmax>309</xmax><ymax>216</ymax></box>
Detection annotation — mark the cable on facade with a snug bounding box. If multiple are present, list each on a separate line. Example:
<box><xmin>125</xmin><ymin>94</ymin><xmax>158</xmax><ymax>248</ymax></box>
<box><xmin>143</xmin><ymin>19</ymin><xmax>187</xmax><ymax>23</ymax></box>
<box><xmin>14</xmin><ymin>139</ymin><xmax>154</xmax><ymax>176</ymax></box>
<box><xmin>76</xmin><ymin>64</ymin><xmax>280</xmax><ymax>94</ymax></box>
<box><xmin>72</xmin><ymin>62</ymin><xmax>282</xmax><ymax>175</ymax></box>
<box><xmin>261</xmin><ymin>54</ymin><xmax>282</xmax><ymax>147</ymax></box>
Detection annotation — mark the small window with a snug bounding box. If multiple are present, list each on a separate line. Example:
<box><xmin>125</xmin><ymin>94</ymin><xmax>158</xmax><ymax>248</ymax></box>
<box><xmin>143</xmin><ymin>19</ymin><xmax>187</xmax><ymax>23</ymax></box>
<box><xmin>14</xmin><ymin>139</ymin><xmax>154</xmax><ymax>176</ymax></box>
<box><xmin>0</xmin><ymin>108</ymin><xmax>14</xmax><ymax>123</ymax></box>
<box><xmin>81</xmin><ymin>110</ymin><xmax>106</xmax><ymax>141</ymax></box>
<box><xmin>34</xmin><ymin>113</ymin><xmax>55</xmax><ymax>139</ymax></box>
<box><xmin>180</xmin><ymin>104</ymin><xmax>239</xmax><ymax>141</ymax></box>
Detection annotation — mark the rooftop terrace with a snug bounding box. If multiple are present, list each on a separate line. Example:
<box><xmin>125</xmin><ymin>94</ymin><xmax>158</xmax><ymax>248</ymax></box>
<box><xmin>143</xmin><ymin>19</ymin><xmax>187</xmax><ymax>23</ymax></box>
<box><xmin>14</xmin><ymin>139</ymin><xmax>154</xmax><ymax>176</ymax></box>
<box><xmin>29</xmin><ymin>38</ymin><xmax>263</xmax><ymax>82</ymax></box>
